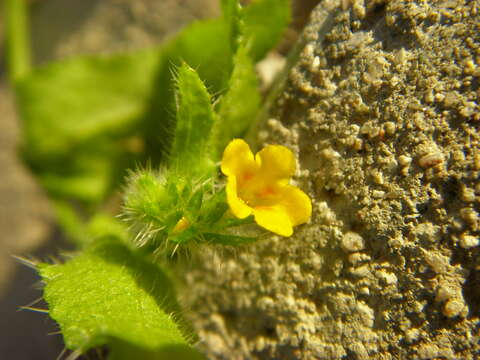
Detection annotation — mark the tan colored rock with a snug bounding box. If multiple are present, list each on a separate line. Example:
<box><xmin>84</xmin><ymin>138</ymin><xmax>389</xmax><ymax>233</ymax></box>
<box><xmin>341</xmin><ymin>231</ymin><xmax>365</xmax><ymax>252</ymax></box>
<box><xmin>182</xmin><ymin>1</ymin><xmax>480</xmax><ymax>359</ymax></box>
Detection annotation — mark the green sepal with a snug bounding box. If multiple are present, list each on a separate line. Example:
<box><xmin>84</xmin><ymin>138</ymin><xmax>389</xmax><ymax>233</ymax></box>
<box><xmin>164</xmin><ymin>211</ymin><xmax>184</xmax><ymax>233</ymax></box>
<box><xmin>170</xmin><ymin>226</ymin><xmax>199</xmax><ymax>245</ymax></box>
<box><xmin>187</xmin><ymin>188</ymin><xmax>204</xmax><ymax>219</ymax></box>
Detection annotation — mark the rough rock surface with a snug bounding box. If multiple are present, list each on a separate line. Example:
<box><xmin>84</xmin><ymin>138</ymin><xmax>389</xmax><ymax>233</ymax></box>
<box><xmin>182</xmin><ymin>1</ymin><xmax>480</xmax><ymax>359</ymax></box>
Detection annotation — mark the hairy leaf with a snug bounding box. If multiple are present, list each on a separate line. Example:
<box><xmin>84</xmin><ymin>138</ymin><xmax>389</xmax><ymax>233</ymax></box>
<box><xmin>220</xmin><ymin>0</ymin><xmax>243</xmax><ymax>58</ymax></box>
<box><xmin>212</xmin><ymin>45</ymin><xmax>260</xmax><ymax>156</ymax></box>
<box><xmin>142</xmin><ymin>18</ymin><xmax>231</xmax><ymax>163</ymax></box>
<box><xmin>170</xmin><ymin>63</ymin><xmax>217</xmax><ymax>175</ymax></box>
<box><xmin>39</xmin><ymin>237</ymin><xmax>200</xmax><ymax>358</ymax></box>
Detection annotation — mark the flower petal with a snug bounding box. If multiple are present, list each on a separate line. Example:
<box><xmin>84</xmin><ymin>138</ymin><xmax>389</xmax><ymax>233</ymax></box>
<box><xmin>256</xmin><ymin>144</ymin><xmax>296</xmax><ymax>183</ymax></box>
<box><xmin>221</xmin><ymin>139</ymin><xmax>258</xmax><ymax>177</ymax></box>
<box><xmin>253</xmin><ymin>206</ymin><xmax>293</xmax><ymax>237</ymax></box>
<box><xmin>226</xmin><ymin>176</ymin><xmax>253</xmax><ymax>219</ymax></box>
<box><xmin>276</xmin><ymin>185</ymin><xmax>312</xmax><ymax>226</ymax></box>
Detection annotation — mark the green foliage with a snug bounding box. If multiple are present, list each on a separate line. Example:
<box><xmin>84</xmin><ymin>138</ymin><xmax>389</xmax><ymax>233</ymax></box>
<box><xmin>212</xmin><ymin>45</ymin><xmax>261</xmax><ymax>157</ymax></box>
<box><xmin>9</xmin><ymin>0</ymin><xmax>292</xmax><ymax>358</ymax></box>
<box><xmin>123</xmin><ymin>169</ymin><xmax>256</xmax><ymax>252</ymax></box>
<box><xmin>142</xmin><ymin>18</ymin><xmax>232</xmax><ymax>164</ymax></box>
<box><xmin>16</xmin><ymin>50</ymin><xmax>160</xmax><ymax>204</ymax></box>
<box><xmin>221</xmin><ymin>0</ymin><xmax>243</xmax><ymax>57</ymax></box>
<box><xmin>38</xmin><ymin>237</ymin><xmax>202</xmax><ymax>358</ymax></box>
<box><xmin>243</xmin><ymin>0</ymin><xmax>291</xmax><ymax>62</ymax></box>
<box><xmin>15</xmin><ymin>0</ymin><xmax>290</xmax><ymax>212</ymax></box>
<box><xmin>170</xmin><ymin>63</ymin><xmax>217</xmax><ymax>175</ymax></box>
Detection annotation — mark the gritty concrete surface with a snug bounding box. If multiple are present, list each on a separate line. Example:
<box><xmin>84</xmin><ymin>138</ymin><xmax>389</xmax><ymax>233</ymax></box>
<box><xmin>181</xmin><ymin>1</ymin><xmax>480</xmax><ymax>359</ymax></box>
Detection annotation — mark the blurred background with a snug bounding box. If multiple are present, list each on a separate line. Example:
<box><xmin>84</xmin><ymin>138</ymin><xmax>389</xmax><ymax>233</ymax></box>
<box><xmin>0</xmin><ymin>0</ymin><xmax>318</xmax><ymax>359</ymax></box>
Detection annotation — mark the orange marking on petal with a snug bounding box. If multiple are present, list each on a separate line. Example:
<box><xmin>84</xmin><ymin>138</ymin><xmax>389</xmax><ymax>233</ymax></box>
<box><xmin>242</xmin><ymin>173</ymin><xmax>253</xmax><ymax>181</ymax></box>
<box><xmin>258</xmin><ymin>187</ymin><xmax>275</xmax><ymax>197</ymax></box>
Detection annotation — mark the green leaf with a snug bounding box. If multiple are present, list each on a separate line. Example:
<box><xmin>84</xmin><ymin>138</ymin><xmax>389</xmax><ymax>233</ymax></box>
<box><xmin>203</xmin><ymin>232</ymin><xmax>257</xmax><ymax>246</ymax></box>
<box><xmin>16</xmin><ymin>16</ymin><xmax>233</xmax><ymax>209</ymax></box>
<box><xmin>39</xmin><ymin>237</ymin><xmax>200</xmax><ymax>358</ymax></box>
<box><xmin>17</xmin><ymin>51</ymin><xmax>159</xmax><ymax>160</ymax></box>
<box><xmin>169</xmin><ymin>63</ymin><xmax>217</xmax><ymax>175</ymax></box>
<box><xmin>17</xmin><ymin>50</ymin><xmax>160</xmax><ymax>204</ymax></box>
<box><xmin>109</xmin><ymin>340</ymin><xmax>205</xmax><ymax>360</ymax></box>
<box><xmin>220</xmin><ymin>0</ymin><xmax>243</xmax><ymax>57</ymax></box>
<box><xmin>141</xmin><ymin>18</ymin><xmax>232</xmax><ymax>166</ymax></box>
<box><xmin>242</xmin><ymin>0</ymin><xmax>291</xmax><ymax>61</ymax></box>
<box><xmin>212</xmin><ymin>45</ymin><xmax>261</xmax><ymax>156</ymax></box>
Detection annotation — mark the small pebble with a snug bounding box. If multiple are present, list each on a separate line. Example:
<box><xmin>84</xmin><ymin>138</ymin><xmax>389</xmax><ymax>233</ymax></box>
<box><xmin>442</xmin><ymin>298</ymin><xmax>466</xmax><ymax>318</ymax></box>
<box><xmin>459</xmin><ymin>233</ymin><xmax>479</xmax><ymax>249</ymax></box>
<box><xmin>341</xmin><ymin>231</ymin><xmax>365</xmax><ymax>252</ymax></box>
<box><xmin>384</xmin><ymin>122</ymin><xmax>396</xmax><ymax>135</ymax></box>
<box><xmin>398</xmin><ymin>155</ymin><xmax>412</xmax><ymax>167</ymax></box>
<box><xmin>418</xmin><ymin>153</ymin><xmax>444</xmax><ymax>168</ymax></box>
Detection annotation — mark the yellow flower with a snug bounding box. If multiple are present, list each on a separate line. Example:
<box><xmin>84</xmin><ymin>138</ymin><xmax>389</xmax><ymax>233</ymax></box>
<box><xmin>221</xmin><ymin>139</ymin><xmax>312</xmax><ymax>237</ymax></box>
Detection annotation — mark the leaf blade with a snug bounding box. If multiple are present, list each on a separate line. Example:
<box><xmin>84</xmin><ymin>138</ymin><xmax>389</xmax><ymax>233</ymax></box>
<box><xmin>242</xmin><ymin>0</ymin><xmax>291</xmax><ymax>61</ymax></box>
<box><xmin>212</xmin><ymin>45</ymin><xmax>261</xmax><ymax>157</ymax></box>
<box><xmin>170</xmin><ymin>63</ymin><xmax>217</xmax><ymax>175</ymax></box>
<box><xmin>39</xmin><ymin>237</ymin><xmax>197</xmax><ymax>355</ymax></box>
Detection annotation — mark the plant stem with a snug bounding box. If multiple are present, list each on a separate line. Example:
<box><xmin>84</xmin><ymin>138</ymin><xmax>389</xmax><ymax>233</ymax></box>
<box><xmin>4</xmin><ymin>0</ymin><xmax>32</xmax><ymax>82</ymax></box>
